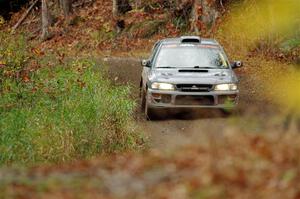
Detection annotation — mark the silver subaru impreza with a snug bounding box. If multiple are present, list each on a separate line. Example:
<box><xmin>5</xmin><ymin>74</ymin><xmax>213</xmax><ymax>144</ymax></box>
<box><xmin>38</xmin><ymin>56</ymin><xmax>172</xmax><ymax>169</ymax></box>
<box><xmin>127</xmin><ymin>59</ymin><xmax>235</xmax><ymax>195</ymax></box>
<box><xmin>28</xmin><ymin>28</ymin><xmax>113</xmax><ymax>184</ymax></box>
<box><xmin>140</xmin><ymin>36</ymin><xmax>242</xmax><ymax>120</ymax></box>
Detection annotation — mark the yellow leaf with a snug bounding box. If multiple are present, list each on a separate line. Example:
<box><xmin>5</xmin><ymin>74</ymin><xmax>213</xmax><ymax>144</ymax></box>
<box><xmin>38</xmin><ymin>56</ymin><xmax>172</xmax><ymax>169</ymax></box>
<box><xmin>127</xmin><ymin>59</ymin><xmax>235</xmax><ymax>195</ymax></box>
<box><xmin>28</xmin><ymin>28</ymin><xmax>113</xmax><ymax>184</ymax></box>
<box><xmin>0</xmin><ymin>60</ymin><xmax>6</xmax><ymax>66</ymax></box>
<box><xmin>0</xmin><ymin>15</ymin><xmax>4</xmax><ymax>26</ymax></box>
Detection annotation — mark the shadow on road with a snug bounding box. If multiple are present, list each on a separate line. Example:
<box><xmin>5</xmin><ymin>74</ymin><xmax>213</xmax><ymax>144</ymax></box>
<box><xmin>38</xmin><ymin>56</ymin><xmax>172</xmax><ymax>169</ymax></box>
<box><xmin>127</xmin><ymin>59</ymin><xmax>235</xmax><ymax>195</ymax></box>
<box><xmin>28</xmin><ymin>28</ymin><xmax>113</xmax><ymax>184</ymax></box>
<box><xmin>146</xmin><ymin>108</ymin><xmax>235</xmax><ymax>121</ymax></box>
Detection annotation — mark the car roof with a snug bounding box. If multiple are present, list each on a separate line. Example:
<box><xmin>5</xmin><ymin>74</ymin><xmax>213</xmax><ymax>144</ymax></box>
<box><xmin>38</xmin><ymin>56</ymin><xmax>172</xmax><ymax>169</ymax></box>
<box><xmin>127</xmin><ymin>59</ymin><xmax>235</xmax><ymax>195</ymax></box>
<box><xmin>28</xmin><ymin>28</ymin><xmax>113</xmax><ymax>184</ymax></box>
<box><xmin>159</xmin><ymin>36</ymin><xmax>220</xmax><ymax>46</ymax></box>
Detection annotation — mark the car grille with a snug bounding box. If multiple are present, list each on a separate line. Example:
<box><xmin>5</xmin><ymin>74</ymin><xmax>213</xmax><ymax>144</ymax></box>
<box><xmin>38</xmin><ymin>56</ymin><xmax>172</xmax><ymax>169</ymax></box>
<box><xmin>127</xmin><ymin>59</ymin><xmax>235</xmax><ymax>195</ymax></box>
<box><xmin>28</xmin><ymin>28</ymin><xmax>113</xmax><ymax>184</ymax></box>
<box><xmin>175</xmin><ymin>95</ymin><xmax>214</xmax><ymax>105</ymax></box>
<box><xmin>176</xmin><ymin>84</ymin><xmax>213</xmax><ymax>92</ymax></box>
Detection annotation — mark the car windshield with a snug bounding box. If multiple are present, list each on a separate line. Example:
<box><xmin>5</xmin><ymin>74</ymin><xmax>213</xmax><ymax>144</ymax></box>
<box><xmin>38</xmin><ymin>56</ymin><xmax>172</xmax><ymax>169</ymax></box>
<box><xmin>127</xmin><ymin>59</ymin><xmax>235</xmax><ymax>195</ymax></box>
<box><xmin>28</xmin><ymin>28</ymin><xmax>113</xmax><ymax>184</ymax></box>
<box><xmin>154</xmin><ymin>44</ymin><xmax>229</xmax><ymax>69</ymax></box>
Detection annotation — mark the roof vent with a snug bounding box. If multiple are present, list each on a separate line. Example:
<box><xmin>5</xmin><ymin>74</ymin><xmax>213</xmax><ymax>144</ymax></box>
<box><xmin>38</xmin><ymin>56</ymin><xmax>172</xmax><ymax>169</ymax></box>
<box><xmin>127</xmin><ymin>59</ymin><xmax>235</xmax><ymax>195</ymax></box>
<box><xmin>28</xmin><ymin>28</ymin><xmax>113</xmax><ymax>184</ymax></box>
<box><xmin>181</xmin><ymin>36</ymin><xmax>201</xmax><ymax>43</ymax></box>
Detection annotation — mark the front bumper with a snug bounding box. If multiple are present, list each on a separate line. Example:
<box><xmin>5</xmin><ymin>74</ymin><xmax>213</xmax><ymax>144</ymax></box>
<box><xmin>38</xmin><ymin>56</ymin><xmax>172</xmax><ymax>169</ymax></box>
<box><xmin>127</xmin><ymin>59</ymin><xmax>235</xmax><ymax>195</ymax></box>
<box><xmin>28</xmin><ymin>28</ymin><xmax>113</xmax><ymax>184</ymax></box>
<box><xmin>147</xmin><ymin>89</ymin><xmax>239</xmax><ymax>109</ymax></box>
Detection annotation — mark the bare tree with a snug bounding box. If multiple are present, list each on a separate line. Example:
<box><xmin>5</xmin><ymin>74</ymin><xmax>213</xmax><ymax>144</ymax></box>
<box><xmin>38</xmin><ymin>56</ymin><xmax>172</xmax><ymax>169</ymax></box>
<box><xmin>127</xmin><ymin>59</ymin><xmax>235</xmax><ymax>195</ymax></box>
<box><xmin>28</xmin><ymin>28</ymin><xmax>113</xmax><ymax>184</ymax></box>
<box><xmin>112</xmin><ymin>0</ymin><xmax>131</xmax><ymax>32</ymax></box>
<box><xmin>191</xmin><ymin>0</ymin><xmax>219</xmax><ymax>34</ymax></box>
<box><xmin>41</xmin><ymin>0</ymin><xmax>51</xmax><ymax>41</ymax></box>
<box><xmin>112</xmin><ymin>0</ymin><xmax>118</xmax><ymax>18</ymax></box>
<box><xmin>283</xmin><ymin>110</ymin><xmax>300</xmax><ymax>133</ymax></box>
<box><xmin>60</xmin><ymin>0</ymin><xmax>72</xmax><ymax>17</ymax></box>
<box><xmin>191</xmin><ymin>0</ymin><xmax>200</xmax><ymax>34</ymax></box>
<box><xmin>112</xmin><ymin>0</ymin><xmax>131</xmax><ymax>16</ymax></box>
<box><xmin>134</xmin><ymin>0</ymin><xmax>142</xmax><ymax>10</ymax></box>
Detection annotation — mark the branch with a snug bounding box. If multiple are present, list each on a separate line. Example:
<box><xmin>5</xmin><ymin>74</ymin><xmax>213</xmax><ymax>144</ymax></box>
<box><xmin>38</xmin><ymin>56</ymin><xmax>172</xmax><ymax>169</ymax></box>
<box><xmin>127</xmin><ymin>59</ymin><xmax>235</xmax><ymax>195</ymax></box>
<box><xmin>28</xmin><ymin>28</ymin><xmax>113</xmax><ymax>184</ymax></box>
<box><xmin>11</xmin><ymin>0</ymin><xmax>39</xmax><ymax>33</ymax></box>
<box><xmin>220</xmin><ymin>0</ymin><xmax>225</xmax><ymax>12</ymax></box>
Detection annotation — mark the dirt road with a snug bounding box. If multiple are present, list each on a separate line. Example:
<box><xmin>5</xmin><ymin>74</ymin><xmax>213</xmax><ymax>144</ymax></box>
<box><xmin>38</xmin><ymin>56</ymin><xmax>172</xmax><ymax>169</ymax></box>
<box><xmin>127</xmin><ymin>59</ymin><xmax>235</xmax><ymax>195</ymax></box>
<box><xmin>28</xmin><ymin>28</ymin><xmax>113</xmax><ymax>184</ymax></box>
<box><xmin>104</xmin><ymin>57</ymin><xmax>281</xmax><ymax>150</ymax></box>
<box><xmin>1</xmin><ymin>58</ymin><xmax>294</xmax><ymax>199</ymax></box>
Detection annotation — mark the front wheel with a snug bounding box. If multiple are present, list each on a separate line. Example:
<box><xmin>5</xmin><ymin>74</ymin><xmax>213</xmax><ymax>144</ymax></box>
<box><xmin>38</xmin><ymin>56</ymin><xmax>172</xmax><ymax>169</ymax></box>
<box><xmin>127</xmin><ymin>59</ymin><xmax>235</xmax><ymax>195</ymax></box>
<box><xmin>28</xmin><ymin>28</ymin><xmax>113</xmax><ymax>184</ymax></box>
<box><xmin>220</xmin><ymin>108</ymin><xmax>235</xmax><ymax>117</ymax></box>
<box><xmin>141</xmin><ymin>89</ymin><xmax>155</xmax><ymax>120</ymax></box>
<box><xmin>140</xmin><ymin>87</ymin><xmax>146</xmax><ymax>111</ymax></box>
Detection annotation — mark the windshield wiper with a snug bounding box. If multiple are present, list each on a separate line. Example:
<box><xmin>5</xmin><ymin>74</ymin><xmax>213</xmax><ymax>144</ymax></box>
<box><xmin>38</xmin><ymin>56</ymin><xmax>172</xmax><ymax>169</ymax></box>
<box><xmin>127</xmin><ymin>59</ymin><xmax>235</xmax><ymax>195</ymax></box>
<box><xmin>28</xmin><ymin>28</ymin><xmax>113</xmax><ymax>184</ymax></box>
<box><xmin>193</xmin><ymin>66</ymin><xmax>216</xmax><ymax>69</ymax></box>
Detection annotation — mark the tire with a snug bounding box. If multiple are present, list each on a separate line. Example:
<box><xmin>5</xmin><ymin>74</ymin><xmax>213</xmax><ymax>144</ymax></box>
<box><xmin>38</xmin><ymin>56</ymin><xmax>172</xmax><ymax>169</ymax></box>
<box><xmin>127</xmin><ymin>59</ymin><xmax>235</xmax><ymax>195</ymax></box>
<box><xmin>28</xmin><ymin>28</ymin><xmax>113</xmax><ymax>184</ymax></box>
<box><xmin>141</xmin><ymin>89</ymin><xmax>155</xmax><ymax>120</ymax></box>
<box><xmin>140</xmin><ymin>88</ymin><xmax>146</xmax><ymax>111</ymax></box>
<box><xmin>220</xmin><ymin>108</ymin><xmax>234</xmax><ymax>117</ymax></box>
<box><xmin>145</xmin><ymin>100</ymin><xmax>156</xmax><ymax>120</ymax></box>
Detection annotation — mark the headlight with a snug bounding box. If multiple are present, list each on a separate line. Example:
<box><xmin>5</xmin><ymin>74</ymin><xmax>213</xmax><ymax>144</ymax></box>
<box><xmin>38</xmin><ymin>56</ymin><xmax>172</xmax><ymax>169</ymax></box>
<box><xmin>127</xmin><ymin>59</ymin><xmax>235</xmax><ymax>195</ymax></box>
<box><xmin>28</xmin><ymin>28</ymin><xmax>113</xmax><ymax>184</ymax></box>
<box><xmin>214</xmin><ymin>83</ymin><xmax>238</xmax><ymax>91</ymax></box>
<box><xmin>151</xmin><ymin>82</ymin><xmax>175</xmax><ymax>90</ymax></box>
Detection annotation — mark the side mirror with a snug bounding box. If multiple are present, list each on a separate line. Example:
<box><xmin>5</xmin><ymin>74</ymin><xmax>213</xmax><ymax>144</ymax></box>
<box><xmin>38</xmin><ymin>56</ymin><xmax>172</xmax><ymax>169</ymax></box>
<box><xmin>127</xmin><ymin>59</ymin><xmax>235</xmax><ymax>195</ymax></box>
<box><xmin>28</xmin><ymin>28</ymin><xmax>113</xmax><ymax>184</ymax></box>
<box><xmin>231</xmin><ymin>61</ymin><xmax>243</xmax><ymax>69</ymax></box>
<box><xmin>141</xmin><ymin>59</ymin><xmax>151</xmax><ymax>67</ymax></box>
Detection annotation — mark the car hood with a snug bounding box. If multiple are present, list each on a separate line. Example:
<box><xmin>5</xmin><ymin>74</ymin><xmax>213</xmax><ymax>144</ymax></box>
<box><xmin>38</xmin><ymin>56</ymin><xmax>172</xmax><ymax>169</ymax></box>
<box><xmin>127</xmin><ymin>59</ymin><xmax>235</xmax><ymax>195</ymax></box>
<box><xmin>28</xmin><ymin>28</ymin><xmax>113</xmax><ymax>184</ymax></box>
<box><xmin>149</xmin><ymin>68</ymin><xmax>237</xmax><ymax>85</ymax></box>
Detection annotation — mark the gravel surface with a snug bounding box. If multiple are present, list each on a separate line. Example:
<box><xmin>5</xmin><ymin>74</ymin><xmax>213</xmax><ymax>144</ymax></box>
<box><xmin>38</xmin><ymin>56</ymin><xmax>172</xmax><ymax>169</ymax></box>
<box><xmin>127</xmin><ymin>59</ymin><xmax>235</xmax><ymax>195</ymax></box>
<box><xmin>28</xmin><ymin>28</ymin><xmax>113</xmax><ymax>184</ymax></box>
<box><xmin>104</xmin><ymin>57</ymin><xmax>282</xmax><ymax>150</ymax></box>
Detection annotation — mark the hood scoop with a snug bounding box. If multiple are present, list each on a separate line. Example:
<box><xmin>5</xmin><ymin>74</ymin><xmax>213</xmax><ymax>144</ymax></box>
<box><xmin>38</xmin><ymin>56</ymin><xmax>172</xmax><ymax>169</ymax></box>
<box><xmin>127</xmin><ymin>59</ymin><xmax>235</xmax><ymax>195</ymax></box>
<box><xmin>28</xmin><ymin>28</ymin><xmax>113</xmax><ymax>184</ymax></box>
<box><xmin>178</xmin><ymin>69</ymin><xmax>209</xmax><ymax>73</ymax></box>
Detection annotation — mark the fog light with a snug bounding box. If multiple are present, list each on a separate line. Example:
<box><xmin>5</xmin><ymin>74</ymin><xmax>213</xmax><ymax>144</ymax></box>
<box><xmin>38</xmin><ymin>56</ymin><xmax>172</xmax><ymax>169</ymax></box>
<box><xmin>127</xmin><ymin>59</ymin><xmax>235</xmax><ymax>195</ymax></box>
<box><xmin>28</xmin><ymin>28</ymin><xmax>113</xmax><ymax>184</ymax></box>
<box><xmin>218</xmin><ymin>95</ymin><xmax>237</xmax><ymax>104</ymax></box>
<box><xmin>152</xmin><ymin>93</ymin><xmax>161</xmax><ymax>99</ymax></box>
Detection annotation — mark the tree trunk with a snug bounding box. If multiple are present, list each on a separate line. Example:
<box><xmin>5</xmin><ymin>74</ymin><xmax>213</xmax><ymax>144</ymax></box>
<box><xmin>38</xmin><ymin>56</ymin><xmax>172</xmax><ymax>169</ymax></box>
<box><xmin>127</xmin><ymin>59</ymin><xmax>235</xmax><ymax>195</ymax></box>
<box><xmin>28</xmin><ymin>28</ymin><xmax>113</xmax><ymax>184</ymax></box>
<box><xmin>202</xmin><ymin>0</ymin><xmax>218</xmax><ymax>30</ymax></box>
<box><xmin>60</xmin><ymin>0</ymin><xmax>72</xmax><ymax>17</ymax></box>
<box><xmin>134</xmin><ymin>0</ymin><xmax>142</xmax><ymax>10</ymax></box>
<box><xmin>191</xmin><ymin>0</ymin><xmax>200</xmax><ymax>34</ymax></box>
<box><xmin>112</xmin><ymin>0</ymin><xmax>131</xmax><ymax>33</ymax></box>
<box><xmin>191</xmin><ymin>0</ymin><xmax>218</xmax><ymax>34</ymax></box>
<box><xmin>112</xmin><ymin>0</ymin><xmax>118</xmax><ymax>17</ymax></box>
<box><xmin>41</xmin><ymin>0</ymin><xmax>50</xmax><ymax>41</ymax></box>
<box><xmin>113</xmin><ymin>0</ymin><xmax>131</xmax><ymax>17</ymax></box>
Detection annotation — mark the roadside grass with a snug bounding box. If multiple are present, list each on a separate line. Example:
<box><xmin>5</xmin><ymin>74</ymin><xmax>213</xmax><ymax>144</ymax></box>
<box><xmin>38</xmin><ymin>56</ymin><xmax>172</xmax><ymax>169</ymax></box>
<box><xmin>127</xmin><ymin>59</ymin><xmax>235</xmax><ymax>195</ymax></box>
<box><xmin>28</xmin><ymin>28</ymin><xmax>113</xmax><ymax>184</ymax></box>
<box><xmin>0</xmin><ymin>32</ymin><xmax>144</xmax><ymax>165</ymax></box>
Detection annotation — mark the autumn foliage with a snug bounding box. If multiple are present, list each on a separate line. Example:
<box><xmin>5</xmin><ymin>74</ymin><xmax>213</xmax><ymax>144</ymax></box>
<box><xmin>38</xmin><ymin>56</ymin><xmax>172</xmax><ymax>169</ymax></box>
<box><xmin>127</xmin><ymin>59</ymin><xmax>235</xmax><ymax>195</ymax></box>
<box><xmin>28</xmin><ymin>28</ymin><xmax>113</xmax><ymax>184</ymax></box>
<box><xmin>0</xmin><ymin>0</ymin><xmax>300</xmax><ymax>198</ymax></box>
<box><xmin>1</xmin><ymin>132</ymin><xmax>300</xmax><ymax>198</ymax></box>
